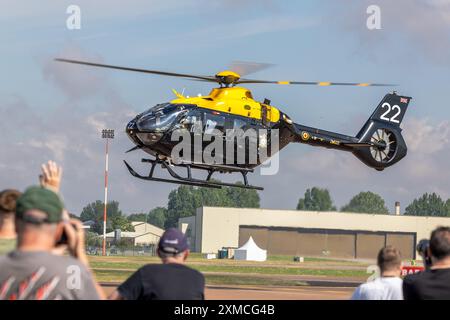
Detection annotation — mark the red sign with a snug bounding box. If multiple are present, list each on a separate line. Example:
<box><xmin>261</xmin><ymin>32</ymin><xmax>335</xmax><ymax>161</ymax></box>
<box><xmin>401</xmin><ymin>266</ymin><xmax>424</xmax><ymax>277</ymax></box>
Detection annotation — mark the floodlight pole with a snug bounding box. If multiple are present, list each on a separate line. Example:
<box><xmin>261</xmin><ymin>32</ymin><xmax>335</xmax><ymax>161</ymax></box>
<box><xmin>102</xmin><ymin>129</ymin><xmax>114</xmax><ymax>256</ymax></box>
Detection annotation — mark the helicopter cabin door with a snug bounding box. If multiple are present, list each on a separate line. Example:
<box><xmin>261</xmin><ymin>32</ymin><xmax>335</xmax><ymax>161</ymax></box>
<box><xmin>202</xmin><ymin>111</ymin><xmax>226</xmax><ymax>163</ymax></box>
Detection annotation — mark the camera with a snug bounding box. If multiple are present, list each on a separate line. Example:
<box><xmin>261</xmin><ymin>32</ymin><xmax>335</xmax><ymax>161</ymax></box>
<box><xmin>416</xmin><ymin>239</ymin><xmax>432</xmax><ymax>270</ymax></box>
<box><xmin>56</xmin><ymin>221</ymin><xmax>77</xmax><ymax>246</ymax></box>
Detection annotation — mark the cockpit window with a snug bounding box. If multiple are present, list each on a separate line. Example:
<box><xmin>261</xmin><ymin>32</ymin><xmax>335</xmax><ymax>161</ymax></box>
<box><xmin>150</xmin><ymin>103</ymin><xmax>177</xmax><ymax>114</ymax></box>
<box><xmin>136</xmin><ymin>103</ymin><xmax>187</xmax><ymax>132</ymax></box>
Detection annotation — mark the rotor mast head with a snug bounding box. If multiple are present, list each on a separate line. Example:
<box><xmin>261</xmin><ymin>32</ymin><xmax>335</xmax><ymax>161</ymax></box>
<box><xmin>215</xmin><ymin>70</ymin><xmax>241</xmax><ymax>87</ymax></box>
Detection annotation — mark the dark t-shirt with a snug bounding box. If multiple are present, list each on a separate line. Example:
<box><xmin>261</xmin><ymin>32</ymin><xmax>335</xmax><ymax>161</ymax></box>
<box><xmin>403</xmin><ymin>268</ymin><xmax>450</xmax><ymax>300</ymax></box>
<box><xmin>118</xmin><ymin>263</ymin><xmax>205</xmax><ymax>300</ymax></box>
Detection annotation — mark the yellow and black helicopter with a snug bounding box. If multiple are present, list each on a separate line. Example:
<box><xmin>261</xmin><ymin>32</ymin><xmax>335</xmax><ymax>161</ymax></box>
<box><xmin>55</xmin><ymin>58</ymin><xmax>411</xmax><ymax>190</ymax></box>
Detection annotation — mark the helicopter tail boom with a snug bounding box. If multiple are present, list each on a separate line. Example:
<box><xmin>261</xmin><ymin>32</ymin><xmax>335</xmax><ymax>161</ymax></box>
<box><xmin>292</xmin><ymin>92</ymin><xmax>411</xmax><ymax>171</ymax></box>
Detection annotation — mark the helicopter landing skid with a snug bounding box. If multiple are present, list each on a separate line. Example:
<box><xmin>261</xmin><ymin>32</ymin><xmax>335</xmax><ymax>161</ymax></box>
<box><xmin>123</xmin><ymin>158</ymin><xmax>264</xmax><ymax>190</ymax></box>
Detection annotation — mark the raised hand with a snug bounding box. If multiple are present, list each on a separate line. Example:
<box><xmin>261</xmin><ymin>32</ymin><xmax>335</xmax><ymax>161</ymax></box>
<box><xmin>39</xmin><ymin>160</ymin><xmax>63</xmax><ymax>193</ymax></box>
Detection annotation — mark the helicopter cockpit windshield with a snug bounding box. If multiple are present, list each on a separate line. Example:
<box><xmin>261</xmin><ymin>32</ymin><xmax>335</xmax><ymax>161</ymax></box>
<box><xmin>136</xmin><ymin>103</ymin><xmax>186</xmax><ymax>132</ymax></box>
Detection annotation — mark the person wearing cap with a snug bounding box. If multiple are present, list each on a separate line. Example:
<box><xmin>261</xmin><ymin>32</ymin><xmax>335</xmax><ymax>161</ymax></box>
<box><xmin>0</xmin><ymin>186</ymin><xmax>103</xmax><ymax>300</ymax></box>
<box><xmin>0</xmin><ymin>189</ymin><xmax>21</xmax><ymax>255</ymax></box>
<box><xmin>109</xmin><ymin>228</ymin><xmax>205</xmax><ymax>300</ymax></box>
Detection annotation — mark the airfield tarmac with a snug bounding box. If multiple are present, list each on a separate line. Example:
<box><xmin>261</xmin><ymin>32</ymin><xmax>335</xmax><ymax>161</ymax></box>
<box><xmin>93</xmin><ymin>254</ymin><xmax>365</xmax><ymax>299</ymax></box>
<box><xmin>101</xmin><ymin>283</ymin><xmax>354</xmax><ymax>300</ymax></box>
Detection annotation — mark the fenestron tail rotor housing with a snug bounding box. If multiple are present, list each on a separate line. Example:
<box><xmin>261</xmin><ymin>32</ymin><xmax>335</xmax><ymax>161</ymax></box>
<box><xmin>370</xmin><ymin>128</ymin><xmax>397</xmax><ymax>163</ymax></box>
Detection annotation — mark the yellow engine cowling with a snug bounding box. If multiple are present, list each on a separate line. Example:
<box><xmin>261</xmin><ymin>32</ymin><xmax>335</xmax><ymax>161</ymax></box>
<box><xmin>171</xmin><ymin>86</ymin><xmax>280</xmax><ymax>123</ymax></box>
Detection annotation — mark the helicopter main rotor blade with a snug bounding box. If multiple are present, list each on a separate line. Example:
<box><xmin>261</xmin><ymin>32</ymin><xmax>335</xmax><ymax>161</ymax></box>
<box><xmin>55</xmin><ymin>58</ymin><xmax>395</xmax><ymax>87</ymax></box>
<box><xmin>237</xmin><ymin>79</ymin><xmax>396</xmax><ymax>87</ymax></box>
<box><xmin>54</xmin><ymin>58</ymin><xmax>218</xmax><ymax>82</ymax></box>
<box><xmin>228</xmin><ymin>61</ymin><xmax>274</xmax><ymax>77</ymax></box>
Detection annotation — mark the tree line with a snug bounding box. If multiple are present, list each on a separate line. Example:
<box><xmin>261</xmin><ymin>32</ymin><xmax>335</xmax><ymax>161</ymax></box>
<box><xmin>296</xmin><ymin>187</ymin><xmax>450</xmax><ymax>217</ymax></box>
<box><xmin>78</xmin><ymin>186</ymin><xmax>450</xmax><ymax>234</ymax></box>
<box><xmin>79</xmin><ymin>184</ymin><xmax>259</xmax><ymax>233</ymax></box>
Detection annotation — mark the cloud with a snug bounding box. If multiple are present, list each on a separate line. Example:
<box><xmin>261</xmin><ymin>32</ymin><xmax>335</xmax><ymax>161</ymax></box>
<box><xmin>185</xmin><ymin>15</ymin><xmax>318</xmax><ymax>42</ymax></box>
<box><xmin>0</xmin><ymin>92</ymin><xmax>175</xmax><ymax>214</ymax></box>
<box><xmin>28</xmin><ymin>136</ymin><xmax>68</xmax><ymax>162</ymax></box>
<box><xmin>0</xmin><ymin>0</ymin><xmax>200</xmax><ymax>21</ymax></box>
<box><xmin>330</xmin><ymin>0</ymin><xmax>450</xmax><ymax>65</ymax></box>
<box><xmin>2</xmin><ymin>70</ymin><xmax>449</xmax><ymax>214</ymax></box>
<box><xmin>252</xmin><ymin>116</ymin><xmax>450</xmax><ymax>211</ymax></box>
<box><xmin>86</xmin><ymin>112</ymin><xmax>110</xmax><ymax>132</ymax></box>
<box><xmin>403</xmin><ymin>118</ymin><xmax>450</xmax><ymax>154</ymax></box>
<box><xmin>130</xmin><ymin>13</ymin><xmax>318</xmax><ymax>58</ymax></box>
<box><xmin>42</xmin><ymin>45</ymin><xmax>108</xmax><ymax>101</ymax></box>
<box><xmin>399</xmin><ymin>118</ymin><xmax>450</xmax><ymax>185</ymax></box>
<box><xmin>2</xmin><ymin>2</ymin><xmax>449</xmax><ymax>215</ymax></box>
<box><xmin>0</xmin><ymin>44</ymin><xmax>176</xmax><ymax>214</ymax></box>
<box><xmin>284</xmin><ymin>148</ymin><xmax>369</xmax><ymax>181</ymax></box>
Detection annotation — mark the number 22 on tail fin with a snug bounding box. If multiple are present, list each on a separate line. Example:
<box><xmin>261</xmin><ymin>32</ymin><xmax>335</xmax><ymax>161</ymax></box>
<box><xmin>370</xmin><ymin>93</ymin><xmax>411</xmax><ymax>126</ymax></box>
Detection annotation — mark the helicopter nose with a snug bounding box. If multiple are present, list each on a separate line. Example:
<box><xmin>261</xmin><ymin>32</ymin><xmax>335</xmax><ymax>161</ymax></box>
<box><xmin>126</xmin><ymin>119</ymin><xmax>138</xmax><ymax>132</ymax></box>
<box><xmin>126</xmin><ymin>119</ymin><xmax>163</xmax><ymax>146</ymax></box>
<box><xmin>126</xmin><ymin>120</ymin><xmax>140</xmax><ymax>144</ymax></box>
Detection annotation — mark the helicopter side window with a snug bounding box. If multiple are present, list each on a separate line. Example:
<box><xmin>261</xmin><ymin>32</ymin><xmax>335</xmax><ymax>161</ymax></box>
<box><xmin>225</xmin><ymin>117</ymin><xmax>248</xmax><ymax>139</ymax></box>
<box><xmin>181</xmin><ymin>109</ymin><xmax>203</xmax><ymax>133</ymax></box>
<box><xmin>233</xmin><ymin>118</ymin><xmax>247</xmax><ymax>130</ymax></box>
<box><xmin>204</xmin><ymin>113</ymin><xmax>225</xmax><ymax>135</ymax></box>
<box><xmin>149</xmin><ymin>103</ymin><xmax>170</xmax><ymax>112</ymax></box>
<box><xmin>225</xmin><ymin>117</ymin><xmax>249</xmax><ymax>144</ymax></box>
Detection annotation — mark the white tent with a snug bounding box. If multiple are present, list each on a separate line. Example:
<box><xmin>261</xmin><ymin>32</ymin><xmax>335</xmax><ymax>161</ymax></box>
<box><xmin>234</xmin><ymin>236</ymin><xmax>267</xmax><ymax>261</ymax></box>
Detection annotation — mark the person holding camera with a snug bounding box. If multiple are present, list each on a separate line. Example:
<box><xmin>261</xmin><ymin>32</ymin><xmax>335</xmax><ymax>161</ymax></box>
<box><xmin>403</xmin><ymin>226</ymin><xmax>450</xmax><ymax>300</ymax></box>
<box><xmin>0</xmin><ymin>161</ymin><xmax>104</xmax><ymax>300</ymax></box>
<box><xmin>416</xmin><ymin>239</ymin><xmax>432</xmax><ymax>271</ymax></box>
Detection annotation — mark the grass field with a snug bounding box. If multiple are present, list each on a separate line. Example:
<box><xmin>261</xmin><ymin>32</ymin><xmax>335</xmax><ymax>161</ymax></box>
<box><xmin>89</xmin><ymin>255</ymin><xmax>370</xmax><ymax>285</ymax></box>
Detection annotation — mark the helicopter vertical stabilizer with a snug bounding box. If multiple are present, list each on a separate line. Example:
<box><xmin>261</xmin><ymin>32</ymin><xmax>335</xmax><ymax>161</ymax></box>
<box><xmin>353</xmin><ymin>93</ymin><xmax>411</xmax><ymax>170</ymax></box>
<box><xmin>359</xmin><ymin>92</ymin><xmax>410</xmax><ymax>132</ymax></box>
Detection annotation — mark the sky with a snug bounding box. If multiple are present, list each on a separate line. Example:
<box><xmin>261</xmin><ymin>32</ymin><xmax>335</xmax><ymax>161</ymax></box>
<box><xmin>1</xmin><ymin>0</ymin><xmax>450</xmax><ymax>215</ymax></box>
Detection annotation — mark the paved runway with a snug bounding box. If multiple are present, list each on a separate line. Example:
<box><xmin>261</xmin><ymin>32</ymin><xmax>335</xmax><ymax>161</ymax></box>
<box><xmin>206</xmin><ymin>285</ymin><xmax>353</xmax><ymax>300</ymax></box>
<box><xmin>102</xmin><ymin>284</ymin><xmax>354</xmax><ymax>300</ymax></box>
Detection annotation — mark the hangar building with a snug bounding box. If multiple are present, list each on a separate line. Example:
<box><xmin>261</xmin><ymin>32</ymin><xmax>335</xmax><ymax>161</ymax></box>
<box><xmin>105</xmin><ymin>221</ymin><xmax>164</xmax><ymax>246</ymax></box>
<box><xmin>179</xmin><ymin>207</ymin><xmax>450</xmax><ymax>260</ymax></box>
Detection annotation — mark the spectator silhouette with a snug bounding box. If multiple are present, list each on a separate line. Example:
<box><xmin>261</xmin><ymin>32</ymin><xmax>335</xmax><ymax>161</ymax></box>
<box><xmin>109</xmin><ymin>228</ymin><xmax>205</xmax><ymax>300</ymax></box>
<box><xmin>403</xmin><ymin>226</ymin><xmax>450</xmax><ymax>300</ymax></box>
<box><xmin>351</xmin><ymin>246</ymin><xmax>403</xmax><ymax>300</ymax></box>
